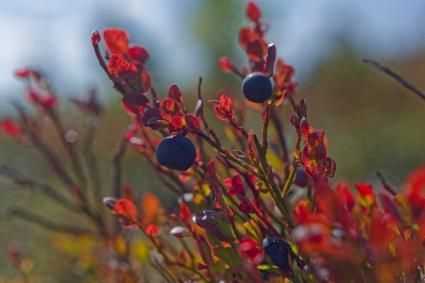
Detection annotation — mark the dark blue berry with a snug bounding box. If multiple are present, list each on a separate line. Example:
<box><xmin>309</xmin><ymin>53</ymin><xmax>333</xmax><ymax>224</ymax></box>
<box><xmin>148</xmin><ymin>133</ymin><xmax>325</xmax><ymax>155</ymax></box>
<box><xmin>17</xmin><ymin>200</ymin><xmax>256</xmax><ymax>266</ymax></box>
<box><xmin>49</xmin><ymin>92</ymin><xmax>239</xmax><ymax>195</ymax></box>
<box><xmin>263</xmin><ymin>237</ymin><xmax>293</xmax><ymax>273</ymax></box>
<box><xmin>241</xmin><ymin>72</ymin><xmax>273</xmax><ymax>103</ymax></box>
<box><xmin>156</xmin><ymin>135</ymin><xmax>196</xmax><ymax>171</ymax></box>
<box><xmin>294</xmin><ymin>168</ymin><xmax>309</xmax><ymax>187</ymax></box>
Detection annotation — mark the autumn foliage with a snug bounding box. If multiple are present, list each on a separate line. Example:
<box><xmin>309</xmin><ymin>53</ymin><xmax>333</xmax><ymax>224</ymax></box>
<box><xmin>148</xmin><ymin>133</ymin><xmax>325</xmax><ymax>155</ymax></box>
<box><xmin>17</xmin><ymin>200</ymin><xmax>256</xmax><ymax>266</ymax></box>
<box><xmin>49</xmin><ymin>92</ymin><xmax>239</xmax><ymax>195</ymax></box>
<box><xmin>1</xmin><ymin>1</ymin><xmax>425</xmax><ymax>282</ymax></box>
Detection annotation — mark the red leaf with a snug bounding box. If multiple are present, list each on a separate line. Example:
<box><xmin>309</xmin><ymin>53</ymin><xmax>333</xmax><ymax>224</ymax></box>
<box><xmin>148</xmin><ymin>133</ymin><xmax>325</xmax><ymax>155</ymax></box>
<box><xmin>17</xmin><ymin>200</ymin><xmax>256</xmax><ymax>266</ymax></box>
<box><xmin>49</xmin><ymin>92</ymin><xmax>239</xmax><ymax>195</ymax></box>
<box><xmin>223</xmin><ymin>175</ymin><xmax>244</xmax><ymax>196</ymax></box>
<box><xmin>379</xmin><ymin>193</ymin><xmax>401</xmax><ymax>220</ymax></box>
<box><xmin>219</xmin><ymin>57</ymin><xmax>233</xmax><ymax>73</ymax></box>
<box><xmin>142</xmin><ymin>108</ymin><xmax>167</xmax><ymax>129</ymax></box>
<box><xmin>179</xmin><ymin>202</ymin><xmax>192</xmax><ymax>224</ymax></box>
<box><xmin>408</xmin><ymin>165</ymin><xmax>425</xmax><ymax>197</ymax></box>
<box><xmin>103</xmin><ymin>28</ymin><xmax>129</xmax><ymax>55</ymax></box>
<box><xmin>139</xmin><ymin>70</ymin><xmax>152</xmax><ymax>93</ymax></box>
<box><xmin>145</xmin><ymin>224</ymin><xmax>159</xmax><ymax>236</ymax></box>
<box><xmin>299</xmin><ymin>118</ymin><xmax>314</xmax><ymax>138</ymax></box>
<box><xmin>238</xmin><ymin>237</ymin><xmax>264</xmax><ymax>265</ymax></box>
<box><xmin>355</xmin><ymin>183</ymin><xmax>376</xmax><ymax>208</ymax></box>
<box><xmin>185</xmin><ymin>114</ymin><xmax>200</xmax><ymax>131</ymax></box>
<box><xmin>355</xmin><ymin>183</ymin><xmax>374</xmax><ymax>198</ymax></box>
<box><xmin>42</xmin><ymin>95</ymin><xmax>58</xmax><ymax>109</ymax></box>
<box><xmin>160</xmin><ymin>98</ymin><xmax>180</xmax><ymax>121</ymax></box>
<box><xmin>168</xmin><ymin>84</ymin><xmax>183</xmax><ymax>102</ymax></box>
<box><xmin>246</xmin><ymin>1</ymin><xmax>261</xmax><ymax>22</ymax></box>
<box><xmin>113</xmin><ymin>199</ymin><xmax>138</xmax><ymax>227</ymax></box>
<box><xmin>27</xmin><ymin>89</ymin><xmax>58</xmax><ymax>109</ymax></box>
<box><xmin>239</xmin><ymin>200</ymin><xmax>255</xmax><ymax>214</ymax></box>
<box><xmin>107</xmin><ymin>54</ymin><xmax>136</xmax><ymax>78</ymax></box>
<box><xmin>214</xmin><ymin>92</ymin><xmax>234</xmax><ymax>121</ymax></box>
<box><xmin>239</xmin><ymin>27</ymin><xmax>257</xmax><ymax>49</ymax></box>
<box><xmin>1</xmin><ymin>120</ymin><xmax>22</xmax><ymax>139</ymax></box>
<box><xmin>122</xmin><ymin>93</ymin><xmax>148</xmax><ymax>115</ymax></box>
<box><xmin>128</xmin><ymin>46</ymin><xmax>149</xmax><ymax>66</ymax></box>
<box><xmin>169</xmin><ymin>116</ymin><xmax>186</xmax><ymax>134</ymax></box>
<box><xmin>293</xmin><ymin>200</ymin><xmax>312</xmax><ymax>224</ymax></box>
<box><xmin>14</xmin><ymin>68</ymin><xmax>33</xmax><ymax>79</ymax></box>
<box><xmin>246</xmin><ymin>39</ymin><xmax>266</xmax><ymax>62</ymax></box>
<box><xmin>335</xmin><ymin>182</ymin><xmax>355</xmax><ymax>211</ymax></box>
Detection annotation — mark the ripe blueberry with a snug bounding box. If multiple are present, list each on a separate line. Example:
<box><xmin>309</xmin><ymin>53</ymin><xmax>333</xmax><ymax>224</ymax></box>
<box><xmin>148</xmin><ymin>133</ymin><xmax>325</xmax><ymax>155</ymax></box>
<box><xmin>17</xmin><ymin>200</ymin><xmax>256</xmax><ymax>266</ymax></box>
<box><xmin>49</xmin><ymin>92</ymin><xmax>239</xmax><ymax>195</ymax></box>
<box><xmin>263</xmin><ymin>237</ymin><xmax>293</xmax><ymax>273</ymax></box>
<box><xmin>241</xmin><ymin>72</ymin><xmax>273</xmax><ymax>103</ymax></box>
<box><xmin>156</xmin><ymin>135</ymin><xmax>196</xmax><ymax>171</ymax></box>
<box><xmin>294</xmin><ymin>168</ymin><xmax>309</xmax><ymax>187</ymax></box>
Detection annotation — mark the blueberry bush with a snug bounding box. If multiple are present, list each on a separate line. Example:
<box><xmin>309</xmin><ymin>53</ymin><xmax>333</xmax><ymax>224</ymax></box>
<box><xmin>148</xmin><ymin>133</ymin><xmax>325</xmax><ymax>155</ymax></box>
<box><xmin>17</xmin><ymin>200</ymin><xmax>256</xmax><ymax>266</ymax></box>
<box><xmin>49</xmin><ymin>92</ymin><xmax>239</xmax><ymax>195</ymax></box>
<box><xmin>1</xmin><ymin>2</ymin><xmax>425</xmax><ymax>282</ymax></box>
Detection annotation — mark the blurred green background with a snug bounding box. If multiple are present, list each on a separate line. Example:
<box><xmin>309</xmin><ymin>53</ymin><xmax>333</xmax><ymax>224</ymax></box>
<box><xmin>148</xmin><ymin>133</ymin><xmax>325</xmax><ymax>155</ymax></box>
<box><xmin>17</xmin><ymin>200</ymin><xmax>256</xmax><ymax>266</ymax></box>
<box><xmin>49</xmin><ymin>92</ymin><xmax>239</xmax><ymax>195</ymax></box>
<box><xmin>0</xmin><ymin>0</ymin><xmax>424</xmax><ymax>281</ymax></box>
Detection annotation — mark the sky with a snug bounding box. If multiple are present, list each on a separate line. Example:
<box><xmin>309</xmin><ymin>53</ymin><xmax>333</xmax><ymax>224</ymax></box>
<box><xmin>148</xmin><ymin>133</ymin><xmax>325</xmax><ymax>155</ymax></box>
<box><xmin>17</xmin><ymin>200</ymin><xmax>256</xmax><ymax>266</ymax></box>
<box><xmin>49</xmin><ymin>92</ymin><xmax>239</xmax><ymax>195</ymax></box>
<box><xmin>0</xmin><ymin>0</ymin><xmax>424</xmax><ymax>108</ymax></box>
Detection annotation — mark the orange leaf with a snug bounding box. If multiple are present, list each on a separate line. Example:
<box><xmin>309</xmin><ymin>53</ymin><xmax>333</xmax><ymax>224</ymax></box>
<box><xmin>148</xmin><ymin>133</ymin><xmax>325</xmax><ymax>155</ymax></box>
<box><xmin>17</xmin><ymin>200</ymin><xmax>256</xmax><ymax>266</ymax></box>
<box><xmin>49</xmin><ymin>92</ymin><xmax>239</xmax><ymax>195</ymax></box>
<box><xmin>113</xmin><ymin>199</ymin><xmax>138</xmax><ymax>225</ymax></box>
<box><xmin>141</xmin><ymin>193</ymin><xmax>162</xmax><ymax>224</ymax></box>
<box><xmin>103</xmin><ymin>28</ymin><xmax>129</xmax><ymax>55</ymax></box>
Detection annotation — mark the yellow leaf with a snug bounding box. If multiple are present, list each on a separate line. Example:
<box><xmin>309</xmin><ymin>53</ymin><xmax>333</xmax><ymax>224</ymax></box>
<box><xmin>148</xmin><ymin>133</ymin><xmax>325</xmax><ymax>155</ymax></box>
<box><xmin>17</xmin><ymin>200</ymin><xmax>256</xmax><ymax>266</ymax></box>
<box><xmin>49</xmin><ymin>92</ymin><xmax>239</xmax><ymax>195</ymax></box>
<box><xmin>266</xmin><ymin>150</ymin><xmax>284</xmax><ymax>171</ymax></box>
<box><xmin>388</xmin><ymin>242</ymin><xmax>396</xmax><ymax>256</ymax></box>
<box><xmin>114</xmin><ymin>235</ymin><xmax>127</xmax><ymax>255</ymax></box>
<box><xmin>224</xmin><ymin>127</ymin><xmax>237</xmax><ymax>143</ymax></box>
<box><xmin>132</xmin><ymin>240</ymin><xmax>150</xmax><ymax>262</ymax></box>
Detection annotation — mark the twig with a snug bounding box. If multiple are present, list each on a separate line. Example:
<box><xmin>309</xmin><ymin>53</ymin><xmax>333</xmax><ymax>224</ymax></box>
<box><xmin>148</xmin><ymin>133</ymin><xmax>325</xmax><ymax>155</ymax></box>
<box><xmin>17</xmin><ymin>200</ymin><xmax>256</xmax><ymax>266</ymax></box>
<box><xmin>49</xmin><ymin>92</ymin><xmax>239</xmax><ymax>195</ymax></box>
<box><xmin>271</xmin><ymin>108</ymin><xmax>290</xmax><ymax>166</ymax></box>
<box><xmin>362</xmin><ymin>59</ymin><xmax>425</xmax><ymax>102</ymax></box>
<box><xmin>196</xmin><ymin>77</ymin><xmax>211</xmax><ymax>132</ymax></box>
<box><xmin>376</xmin><ymin>171</ymin><xmax>397</xmax><ymax>196</ymax></box>
<box><xmin>12</xmin><ymin>102</ymin><xmax>76</xmax><ymax>189</ymax></box>
<box><xmin>6</xmin><ymin>208</ymin><xmax>95</xmax><ymax>235</ymax></box>
<box><xmin>281</xmin><ymin>163</ymin><xmax>298</xmax><ymax>198</ymax></box>
<box><xmin>112</xmin><ymin>134</ymin><xmax>127</xmax><ymax>198</ymax></box>
<box><xmin>82</xmin><ymin>118</ymin><xmax>102</xmax><ymax>202</ymax></box>
<box><xmin>150</xmin><ymin>87</ymin><xmax>160</xmax><ymax>108</ymax></box>
<box><xmin>262</xmin><ymin>103</ymin><xmax>272</xmax><ymax>152</ymax></box>
<box><xmin>0</xmin><ymin>164</ymin><xmax>82</xmax><ymax>213</ymax></box>
<box><xmin>48</xmin><ymin>109</ymin><xmax>87</xmax><ymax>188</ymax></box>
<box><xmin>13</xmin><ymin>103</ymin><xmax>108</xmax><ymax>235</ymax></box>
<box><xmin>230</xmin><ymin>66</ymin><xmax>245</xmax><ymax>80</ymax></box>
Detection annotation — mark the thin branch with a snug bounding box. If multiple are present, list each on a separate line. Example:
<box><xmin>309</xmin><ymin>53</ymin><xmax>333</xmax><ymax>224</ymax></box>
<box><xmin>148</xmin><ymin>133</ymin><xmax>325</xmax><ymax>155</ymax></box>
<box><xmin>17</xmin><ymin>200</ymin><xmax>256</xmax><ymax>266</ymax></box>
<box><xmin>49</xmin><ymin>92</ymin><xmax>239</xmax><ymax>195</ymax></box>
<box><xmin>150</xmin><ymin>87</ymin><xmax>160</xmax><ymax>108</ymax></box>
<box><xmin>271</xmin><ymin>108</ymin><xmax>290</xmax><ymax>166</ymax></box>
<box><xmin>13</xmin><ymin>103</ymin><xmax>108</xmax><ymax>235</ymax></box>
<box><xmin>196</xmin><ymin>77</ymin><xmax>211</xmax><ymax>132</ymax></box>
<box><xmin>82</xmin><ymin>118</ymin><xmax>102</xmax><ymax>201</ymax></box>
<box><xmin>0</xmin><ymin>164</ymin><xmax>82</xmax><ymax>213</ymax></box>
<box><xmin>376</xmin><ymin>171</ymin><xmax>397</xmax><ymax>196</ymax></box>
<box><xmin>262</xmin><ymin>103</ymin><xmax>272</xmax><ymax>152</ymax></box>
<box><xmin>48</xmin><ymin>109</ymin><xmax>87</xmax><ymax>188</ymax></box>
<box><xmin>6</xmin><ymin>208</ymin><xmax>95</xmax><ymax>235</ymax></box>
<box><xmin>12</xmin><ymin>102</ymin><xmax>76</xmax><ymax>189</ymax></box>
<box><xmin>112</xmin><ymin>134</ymin><xmax>127</xmax><ymax>198</ymax></box>
<box><xmin>363</xmin><ymin>59</ymin><xmax>425</xmax><ymax>102</ymax></box>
